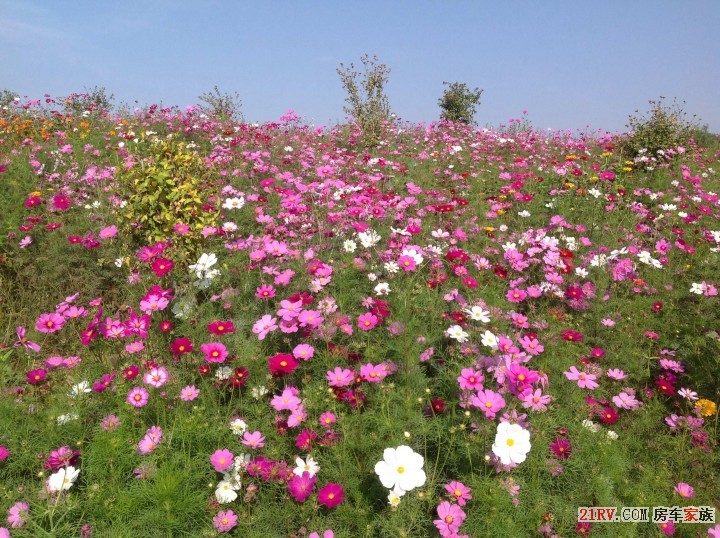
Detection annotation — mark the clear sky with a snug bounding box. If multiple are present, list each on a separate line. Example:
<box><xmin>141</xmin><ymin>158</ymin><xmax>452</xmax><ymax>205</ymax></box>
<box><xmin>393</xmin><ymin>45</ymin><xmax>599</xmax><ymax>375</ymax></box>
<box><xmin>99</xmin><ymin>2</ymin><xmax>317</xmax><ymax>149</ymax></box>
<box><xmin>2</xmin><ymin>0</ymin><xmax>718</xmax><ymax>133</ymax></box>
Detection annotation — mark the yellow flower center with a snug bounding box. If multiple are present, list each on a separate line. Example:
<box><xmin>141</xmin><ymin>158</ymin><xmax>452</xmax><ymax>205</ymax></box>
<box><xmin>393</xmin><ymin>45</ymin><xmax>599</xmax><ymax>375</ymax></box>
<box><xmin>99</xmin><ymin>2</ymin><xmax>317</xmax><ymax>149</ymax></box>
<box><xmin>506</xmin><ymin>438</ymin><xmax>515</xmax><ymax>447</ymax></box>
<box><xmin>397</xmin><ymin>466</ymin><xmax>405</xmax><ymax>474</ymax></box>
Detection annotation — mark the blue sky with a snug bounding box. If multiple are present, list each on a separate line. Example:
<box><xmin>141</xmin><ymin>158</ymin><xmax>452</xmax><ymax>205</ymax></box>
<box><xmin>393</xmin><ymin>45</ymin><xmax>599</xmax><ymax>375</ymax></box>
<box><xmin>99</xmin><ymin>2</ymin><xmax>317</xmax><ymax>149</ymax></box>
<box><xmin>1</xmin><ymin>0</ymin><xmax>718</xmax><ymax>132</ymax></box>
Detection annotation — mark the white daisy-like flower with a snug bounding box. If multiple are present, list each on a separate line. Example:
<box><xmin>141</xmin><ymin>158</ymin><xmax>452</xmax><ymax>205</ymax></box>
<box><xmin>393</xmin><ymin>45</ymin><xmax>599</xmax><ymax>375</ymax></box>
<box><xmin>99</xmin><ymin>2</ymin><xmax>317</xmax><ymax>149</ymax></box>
<box><xmin>215</xmin><ymin>480</ymin><xmax>239</xmax><ymax>503</ymax></box>
<box><xmin>481</xmin><ymin>330</ymin><xmax>499</xmax><ymax>350</ymax></box>
<box><xmin>358</xmin><ymin>230</ymin><xmax>381</xmax><ymax>248</ymax></box>
<box><xmin>229</xmin><ymin>418</ymin><xmax>248</xmax><ymax>435</ymax></box>
<box><xmin>446</xmin><ymin>325</ymin><xmax>469</xmax><ymax>343</ymax></box>
<box><xmin>384</xmin><ymin>261</ymin><xmax>399</xmax><ymax>274</ymax></box>
<box><xmin>374</xmin><ymin>282</ymin><xmax>391</xmax><ymax>296</ymax></box>
<box><xmin>47</xmin><ymin>466</ymin><xmax>80</xmax><ymax>492</ymax></box>
<box><xmin>343</xmin><ymin>240</ymin><xmax>357</xmax><ymax>253</ymax></box>
<box><xmin>374</xmin><ymin>445</ymin><xmax>426</xmax><ymax>496</ymax></box>
<box><xmin>68</xmin><ymin>381</ymin><xmax>91</xmax><ymax>398</ymax></box>
<box><xmin>491</xmin><ymin>422</ymin><xmax>531</xmax><ymax>465</ymax></box>
<box><xmin>293</xmin><ymin>456</ymin><xmax>320</xmax><ymax>478</ymax></box>
<box><xmin>215</xmin><ymin>366</ymin><xmax>232</xmax><ymax>380</ymax></box>
<box><xmin>464</xmin><ymin>305</ymin><xmax>490</xmax><ymax>323</ymax></box>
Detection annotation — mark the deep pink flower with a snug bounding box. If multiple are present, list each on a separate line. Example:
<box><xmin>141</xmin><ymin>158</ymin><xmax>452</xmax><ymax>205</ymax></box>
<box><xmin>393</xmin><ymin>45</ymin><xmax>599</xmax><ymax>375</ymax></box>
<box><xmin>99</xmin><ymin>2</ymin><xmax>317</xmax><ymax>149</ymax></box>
<box><xmin>0</xmin><ymin>446</ymin><xmax>9</xmax><ymax>461</ymax></box>
<box><xmin>201</xmin><ymin>342</ymin><xmax>228</xmax><ymax>363</ymax></box>
<box><xmin>445</xmin><ymin>481</ymin><xmax>472</xmax><ymax>506</ymax></box>
<box><xmin>472</xmin><ymin>388</ymin><xmax>506</xmax><ymax>418</ymax></box>
<box><xmin>14</xmin><ymin>326</ymin><xmax>41</xmax><ymax>353</ymax></box>
<box><xmin>674</xmin><ymin>482</ymin><xmax>694</xmax><ymax>498</ymax></box>
<box><xmin>26</xmin><ymin>368</ymin><xmax>47</xmax><ymax>385</ymax></box>
<box><xmin>288</xmin><ymin>471</ymin><xmax>316</xmax><ymax>502</ymax></box>
<box><xmin>268</xmin><ymin>353</ymin><xmax>298</xmax><ymax>376</ymax></box>
<box><xmin>317</xmin><ymin>483</ymin><xmax>344</xmax><ymax>508</ymax></box>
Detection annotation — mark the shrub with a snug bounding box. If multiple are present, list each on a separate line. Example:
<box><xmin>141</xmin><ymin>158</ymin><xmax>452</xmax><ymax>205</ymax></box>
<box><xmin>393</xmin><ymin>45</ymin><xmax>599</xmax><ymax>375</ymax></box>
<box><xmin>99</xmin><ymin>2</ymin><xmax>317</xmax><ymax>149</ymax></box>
<box><xmin>619</xmin><ymin>97</ymin><xmax>699</xmax><ymax>168</ymax></box>
<box><xmin>337</xmin><ymin>53</ymin><xmax>392</xmax><ymax>146</ymax></box>
<box><xmin>197</xmin><ymin>86</ymin><xmax>243</xmax><ymax>121</ymax></box>
<box><xmin>115</xmin><ymin>136</ymin><xmax>219</xmax><ymax>261</ymax></box>
<box><xmin>438</xmin><ymin>81</ymin><xmax>483</xmax><ymax>124</ymax></box>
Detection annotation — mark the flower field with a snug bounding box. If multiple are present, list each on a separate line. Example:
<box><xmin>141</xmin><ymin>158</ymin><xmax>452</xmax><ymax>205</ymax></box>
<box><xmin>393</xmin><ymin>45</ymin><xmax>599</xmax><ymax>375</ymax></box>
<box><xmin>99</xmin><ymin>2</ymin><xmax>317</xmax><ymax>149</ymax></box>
<box><xmin>0</xmin><ymin>98</ymin><xmax>719</xmax><ymax>537</ymax></box>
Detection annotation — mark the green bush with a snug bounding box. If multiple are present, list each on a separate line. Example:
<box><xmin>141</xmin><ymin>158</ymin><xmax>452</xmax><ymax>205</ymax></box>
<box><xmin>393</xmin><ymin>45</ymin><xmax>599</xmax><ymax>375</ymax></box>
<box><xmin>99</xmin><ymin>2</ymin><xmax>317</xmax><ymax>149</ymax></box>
<box><xmin>619</xmin><ymin>97</ymin><xmax>699</xmax><ymax>168</ymax></box>
<box><xmin>115</xmin><ymin>136</ymin><xmax>219</xmax><ymax>261</ymax></box>
<box><xmin>438</xmin><ymin>81</ymin><xmax>483</xmax><ymax>125</ymax></box>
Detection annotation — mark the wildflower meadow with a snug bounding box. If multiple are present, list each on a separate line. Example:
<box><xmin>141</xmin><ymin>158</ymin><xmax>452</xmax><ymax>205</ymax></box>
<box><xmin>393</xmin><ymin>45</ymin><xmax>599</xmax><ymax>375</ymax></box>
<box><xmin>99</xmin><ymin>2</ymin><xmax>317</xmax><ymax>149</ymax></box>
<box><xmin>0</xmin><ymin>95</ymin><xmax>719</xmax><ymax>537</ymax></box>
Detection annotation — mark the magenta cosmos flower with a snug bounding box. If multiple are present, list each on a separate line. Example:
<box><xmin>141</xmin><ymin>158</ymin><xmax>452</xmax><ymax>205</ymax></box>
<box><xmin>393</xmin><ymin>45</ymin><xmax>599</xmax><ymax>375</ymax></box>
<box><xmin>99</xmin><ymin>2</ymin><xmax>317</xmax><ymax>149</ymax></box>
<box><xmin>127</xmin><ymin>386</ymin><xmax>150</xmax><ymax>407</ymax></box>
<box><xmin>200</xmin><ymin>342</ymin><xmax>228</xmax><ymax>363</ymax></box>
<box><xmin>143</xmin><ymin>366</ymin><xmax>169</xmax><ymax>388</ymax></box>
<box><xmin>35</xmin><ymin>312</ymin><xmax>65</xmax><ymax>333</ymax></box>
<box><xmin>252</xmin><ymin>314</ymin><xmax>278</xmax><ymax>340</ymax></box>
<box><xmin>445</xmin><ymin>481</ymin><xmax>472</xmax><ymax>506</ymax></box>
<box><xmin>317</xmin><ymin>483</ymin><xmax>344</xmax><ymax>508</ymax></box>
<box><xmin>472</xmin><ymin>389</ymin><xmax>506</xmax><ymax>419</ymax></box>
<box><xmin>564</xmin><ymin>366</ymin><xmax>599</xmax><ymax>390</ymax></box>
<box><xmin>288</xmin><ymin>471</ymin><xmax>316</xmax><ymax>502</ymax></box>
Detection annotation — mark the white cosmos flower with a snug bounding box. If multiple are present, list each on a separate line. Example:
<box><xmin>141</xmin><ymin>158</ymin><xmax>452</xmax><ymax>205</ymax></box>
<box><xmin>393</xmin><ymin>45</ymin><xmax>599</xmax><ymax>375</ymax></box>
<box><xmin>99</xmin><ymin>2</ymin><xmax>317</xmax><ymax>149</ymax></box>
<box><xmin>229</xmin><ymin>418</ymin><xmax>248</xmax><ymax>435</ymax></box>
<box><xmin>47</xmin><ymin>466</ymin><xmax>80</xmax><ymax>492</ymax></box>
<box><xmin>293</xmin><ymin>456</ymin><xmax>320</xmax><ymax>477</ymax></box>
<box><xmin>491</xmin><ymin>422</ymin><xmax>531</xmax><ymax>465</ymax></box>
<box><xmin>384</xmin><ymin>261</ymin><xmax>399</xmax><ymax>274</ymax></box>
<box><xmin>215</xmin><ymin>480</ymin><xmax>239</xmax><ymax>503</ymax></box>
<box><xmin>374</xmin><ymin>282</ymin><xmax>391</xmax><ymax>296</ymax></box>
<box><xmin>401</xmin><ymin>248</ymin><xmax>423</xmax><ymax>265</ymax></box>
<box><xmin>690</xmin><ymin>282</ymin><xmax>705</xmax><ymax>295</ymax></box>
<box><xmin>446</xmin><ymin>325</ymin><xmax>469</xmax><ymax>343</ymax></box>
<box><xmin>464</xmin><ymin>305</ymin><xmax>490</xmax><ymax>323</ymax></box>
<box><xmin>189</xmin><ymin>253</ymin><xmax>218</xmax><ymax>278</ymax></box>
<box><xmin>343</xmin><ymin>240</ymin><xmax>357</xmax><ymax>253</ymax></box>
<box><xmin>374</xmin><ymin>445</ymin><xmax>426</xmax><ymax>496</ymax></box>
<box><xmin>481</xmin><ymin>330</ymin><xmax>499</xmax><ymax>349</ymax></box>
<box><xmin>358</xmin><ymin>230</ymin><xmax>381</xmax><ymax>248</ymax></box>
<box><xmin>69</xmin><ymin>381</ymin><xmax>92</xmax><ymax>398</ymax></box>
<box><xmin>222</xmin><ymin>197</ymin><xmax>245</xmax><ymax>210</ymax></box>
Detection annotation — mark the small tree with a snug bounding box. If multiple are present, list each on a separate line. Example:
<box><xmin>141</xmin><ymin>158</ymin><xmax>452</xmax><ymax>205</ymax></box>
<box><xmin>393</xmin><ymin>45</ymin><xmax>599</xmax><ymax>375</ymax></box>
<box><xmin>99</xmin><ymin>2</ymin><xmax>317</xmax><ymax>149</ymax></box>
<box><xmin>0</xmin><ymin>89</ymin><xmax>20</xmax><ymax>109</ymax></box>
<box><xmin>337</xmin><ymin>54</ymin><xmax>392</xmax><ymax>145</ymax></box>
<box><xmin>438</xmin><ymin>82</ymin><xmax>483</xmax><ymax>124</ymax></box>
<box><xmin>197</xmin><ymin>86</ymin><xmax>243</xmax><ymax>121</ymax></box>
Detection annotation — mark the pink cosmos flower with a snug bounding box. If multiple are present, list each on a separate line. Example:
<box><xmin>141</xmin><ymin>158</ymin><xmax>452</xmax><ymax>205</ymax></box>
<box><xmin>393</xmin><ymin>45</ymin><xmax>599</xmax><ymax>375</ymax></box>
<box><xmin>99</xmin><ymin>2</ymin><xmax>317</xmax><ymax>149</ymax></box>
<box><xmin>256</xmin><ymin>284</ymin><xmax>276</xmax><ymax>299</ymax></box>
<box><xmin>293</xmin><ymin>343</ymin><xmax>314</xmax><ymax>360</ymax></box>
<box><xmin>674</xmin><ymin>482</ymin><xmax>694</xmax><ymax>498</ymax></box>
<box><xmin>457</xmin><ymin>368</ymin><xmax>484</xmax><ymax>390</ymax></box>
<box><xmin>252</xmin><ymin>314</ymin><xmax>278</xmax><ymax>340</ymax></box>
<box><xmin>213</xmin><ymin>510</ymin><xmax>238</xmax><ymax>533</ymax></box>
<box><xmin>7</xmin><ymin>501</ymin><xmax>29</xmax><ymax>528</ymax></box>
<box><xmin>287</xmin><ymin>405</ymin><xmax>308</xmax><ymax>428</ymax></box>
<box><xmin>201</xmin><ymin>342</ymin><xmax>228</xmax><ymax>363</ymax></box>
<box><xmin>36</xmin><ymin>312</ymin><xmax>65</xmax><ymax>333</ymax></box>
<box><xmin>472</xmin><ymin>389</ymin><xmax>506</xmax><ymax>419</ymax></box>
<box><xmin>445</xmin><ymin>481</ymin><xmax>472</xmax><ymax>506</ymax></box>
<box><xmin>434</xmin><ymin>501</ymin><xmax>466</xmax><ymax>535</ymax></box>
<box><xmin>326</xmin><ymin>367</ymin><xmax>355</xmax><ymax>388</ymax></box>
<box><xmin>0</xmin><ymin>446</ymin><xmax>9</xmax><ymax>461</ymax></box>
<box><xmin>98</xmin><ymin>225</ymin><xmax>117</xmax><ymax>239</ymax></box>
<box><xmin>606</xmin><ymin>368</ymin><xmax>627</xmax><ymax>380</ymax></box>
<box><xmin>398</xmin><ymin>255</ymin><xmax>417</xmax><ymax>271</ymax></box>
<box><xmin>521</xmin><ymin>388</ymin><xmax>552</xmax><ymax>412</ymax></box>
<box><xmin>319</xmin><ymin>412</ymin><xmax>337</xmax><ymax>428</ymax></box>
<box><xmin>127</xmin><ymin>386</ymin><xmax>150</xmax><ymax>407</ymax></box>
<box><xmin>14</xmin><ymin>326</ymin><xmax>41</xmax><ymax>352</ymax></box>
<box><xmin>564</xmin><ymin>366</ymin><xmax>599</xmax><ymax>390</ymax></box>
<box><xmin>210</xmin><ymin>449</ymin><xmax>234</xmax><ymax>472</ymax></box>
<box><xmin>357</xmin><ymin>312</ymin><xmax>379</xmax><ymax>331</ymax></box>
<box><xmin>180</xmin><ymin>385</ymin><xmax>200</xmax><ymax>401</ymax></box>
<box><xmin>308</xmin><ymin>531</ymin><xmax>334</xmax><ymax>538</ymax></box>
<box><xmin>242</xmin><ymin>431</ymin><xmax>266</xmax><ymax>449</ymax></box>
<box><xmin>271</xmin><ymin>388</ymin><xmax>302</xmax><ymax>412</ymax></box>
<box><xmin>317</xmin><ymin>483</ymin><xmax>344</xmax><ymax>508</ymax></box>
<box><xmin>174</xmin><ymin>223</ymin><xmax>190</xmax><ymax>235</ymax></box>
<box><xmin>143</xmin><ymin>366</ymin><xmax>169</xmax><ymax>388</ymax></box>
<box><xmin>298</xmin><ymin>309</ymin><xmax>323</xmax><ymax>328</ymax></box>
<box><xmin>360</xmin><ymin>363</ymin><xmax>387</xmax><ymax>383</ymax></box>
<box><xmin>139</xmin><ymin>294</ymin><xmax>169</xmax><ymax>314</ymax></box>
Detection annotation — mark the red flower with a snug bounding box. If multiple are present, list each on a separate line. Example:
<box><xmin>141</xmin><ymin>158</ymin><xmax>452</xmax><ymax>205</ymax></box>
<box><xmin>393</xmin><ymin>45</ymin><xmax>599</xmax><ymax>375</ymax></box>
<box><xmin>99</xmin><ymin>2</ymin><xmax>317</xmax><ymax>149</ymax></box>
<box><xmin>560</xmin><ymin>329</ymin><xmax>584</xmax><ymax>342</ymax></box>
<box><xmin>158</xmin><ymin>320</ymin><xmax>173</xmax><ymax>333</ymax></box>
<box><xmin>230</xmin><ymin>367</ymin><xmax>249</xmax><ymax>388</ymax></box>
<box><xmin>599</xmin><ymin>406</ymin><xmax>619</xmax><ymax>424</ymax></box>
<box><xmin>549</xmin><ymin>438</ymin><xmax>572</xmax><ymax>459</ymax></box>
<box><xmin>170</xmin><ymin>337</ymin><xmax>193</xmax><ymax>356</ymax></box>
<box><xmin>295</xmin><ymin>429</ymin><xmax>317</xmax><ymax>451</ymax></box>
<box><xmin>655</xmin><ymin>377</ymin><xmax>676</xmax><ymax>395</ymax></box>
<box><xmin>317</xmin><ymin>483</ymin><xmax>344</xmax><ymax>508</ymax></box>
<box><xmin>207</xmin><ymin>320</ymin><xmax>236</xmax><ymax>336</ymax></box>
<box><xmin>268</xmin><ymin>353</ymin><xmax>299</xmax><ymax>377</ymax></box>
<box><xmin>122</xmin><ymin>365</ymin><xmax>139</xmax><ymax>381</ymax></box>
